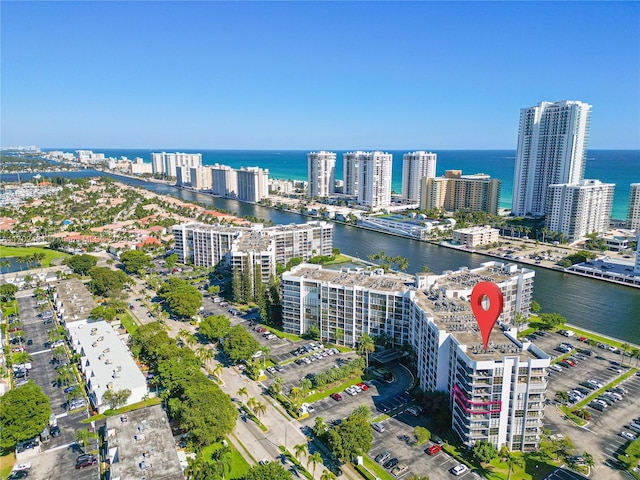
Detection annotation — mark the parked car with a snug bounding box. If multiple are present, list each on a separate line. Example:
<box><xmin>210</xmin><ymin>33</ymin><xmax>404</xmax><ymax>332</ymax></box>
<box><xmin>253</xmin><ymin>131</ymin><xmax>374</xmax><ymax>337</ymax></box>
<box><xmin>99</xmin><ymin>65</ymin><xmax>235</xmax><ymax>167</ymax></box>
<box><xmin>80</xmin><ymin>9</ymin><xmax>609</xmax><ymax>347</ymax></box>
<box><xmin>450</xmin><ymin>464</ymin><xmax>469</xmax><ymax>476</ymax></box>
<box><xmin>621</xmin><ymin>431</ymin><xmax>638</xmax><ymax>441</ymax></box>
<box><xmin>375</xmin><ymin>451</ymin><xmax>391</xmax><ymax>464</ymax></box>
<box><xmin>391</xmin><ymin>464</ymin><xmax>408</xmax><ymax>477</ymax></box>
<box><xmin>75</xmin><ymin>454</ymin><xmax>97</xmax><ymax>469</ymax></box>
<box><xmin>425</xmin><ymin>444</ymin><xmax>442</xmax><ymax>455</ymax></box>
<box><xmin>330</xmin><ymin>393</ymin><xmax>343</xmax><ymax>401</ymax></box>
<box><xmin>383</xmin><ymin>458</ymin><xmax>399</xmax><ymax>470</ymax></box>
<box><xmin>371</xmin><ymin>422</ymin><xmax>385</xmax><ymax>433</ymax></box>
<box><xmin>8</xmin><ymin>471</ymin><xmax>28</xmax><ymax>480</ymax></box>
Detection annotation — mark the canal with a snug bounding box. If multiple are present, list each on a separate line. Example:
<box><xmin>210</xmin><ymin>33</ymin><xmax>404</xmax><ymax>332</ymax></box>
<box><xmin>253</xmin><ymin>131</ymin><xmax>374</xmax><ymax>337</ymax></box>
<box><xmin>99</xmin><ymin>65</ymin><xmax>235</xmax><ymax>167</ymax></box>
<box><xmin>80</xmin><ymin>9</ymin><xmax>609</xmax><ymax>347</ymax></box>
<box><xmin>4</xmin><ymin>170</ymin><xmax>640</xmax><ymax>343</ymax></box>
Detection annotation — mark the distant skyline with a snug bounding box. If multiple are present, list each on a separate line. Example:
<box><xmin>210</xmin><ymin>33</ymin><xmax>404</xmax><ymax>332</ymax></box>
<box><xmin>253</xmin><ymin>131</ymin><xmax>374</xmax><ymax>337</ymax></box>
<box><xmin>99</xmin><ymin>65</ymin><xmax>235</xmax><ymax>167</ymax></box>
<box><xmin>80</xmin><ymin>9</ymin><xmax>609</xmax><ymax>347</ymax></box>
<box><xmin>2</xmin><ymin>1</ymin><xmax>639</xmax><ymax>150</ymax></box>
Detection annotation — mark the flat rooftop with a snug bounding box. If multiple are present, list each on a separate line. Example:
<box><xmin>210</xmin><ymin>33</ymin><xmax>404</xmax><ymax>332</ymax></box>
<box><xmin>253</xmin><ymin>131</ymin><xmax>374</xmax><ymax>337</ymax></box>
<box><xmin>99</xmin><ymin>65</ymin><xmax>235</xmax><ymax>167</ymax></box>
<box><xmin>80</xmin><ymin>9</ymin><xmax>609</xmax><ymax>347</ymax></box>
<box><xmin>412</xmin><ymin>291</ymin><xmax>536</xmax><ymax>361</ymax></box>
<box><xmin>105</xmin><ymin>404</ymin><xmax>184</xmax><ymax>480</ymax></box>
<box><xmin>53</xmin><ymin>278</ymin><xmax>97</xmax><ymax>323</ymax></box>
<box><xmin>434</xmin><ymin>262</ymin><xmax>531</xmax><ymax>290</ymax></box>
<box><xmin>292</xmin><ymin>265</ymin><xmax>412</xmax><ymax>291</ymax></box>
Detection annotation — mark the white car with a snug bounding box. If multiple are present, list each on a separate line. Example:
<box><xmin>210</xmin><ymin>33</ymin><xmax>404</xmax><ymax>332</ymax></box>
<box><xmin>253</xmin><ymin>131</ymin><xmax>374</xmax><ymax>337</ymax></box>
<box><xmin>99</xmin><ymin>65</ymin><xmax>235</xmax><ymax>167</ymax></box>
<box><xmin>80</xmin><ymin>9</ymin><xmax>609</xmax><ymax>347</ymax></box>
<box><xmin>450</xmin><ymin>464</ymin><xmax>468</xmax><ymax>476</ymax></box>
<box><xmin>621</xmin><ymin>431</ymin><xmax>638</xmax><ymax>441</ymax></box>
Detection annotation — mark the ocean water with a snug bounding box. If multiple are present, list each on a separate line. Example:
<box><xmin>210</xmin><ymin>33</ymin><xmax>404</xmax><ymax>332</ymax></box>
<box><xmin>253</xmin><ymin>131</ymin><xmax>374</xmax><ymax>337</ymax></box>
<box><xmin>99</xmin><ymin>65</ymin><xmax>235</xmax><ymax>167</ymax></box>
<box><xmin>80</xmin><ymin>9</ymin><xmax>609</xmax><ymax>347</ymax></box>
<box><xmin>48</xmin><ymin>148</ymin><xmax>639</xmax><ymax>219</ymax></box>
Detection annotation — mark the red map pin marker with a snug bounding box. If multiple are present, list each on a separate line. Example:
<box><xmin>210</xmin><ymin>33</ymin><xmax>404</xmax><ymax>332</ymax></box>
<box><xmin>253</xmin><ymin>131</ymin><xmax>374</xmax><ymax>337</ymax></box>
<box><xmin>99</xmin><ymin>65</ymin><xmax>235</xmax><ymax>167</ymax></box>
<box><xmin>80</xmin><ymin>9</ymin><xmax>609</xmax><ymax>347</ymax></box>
<box><xmin>470</xmin><ymin>281</ymin><xmax>504</xmax><ymax>350</ymax></box>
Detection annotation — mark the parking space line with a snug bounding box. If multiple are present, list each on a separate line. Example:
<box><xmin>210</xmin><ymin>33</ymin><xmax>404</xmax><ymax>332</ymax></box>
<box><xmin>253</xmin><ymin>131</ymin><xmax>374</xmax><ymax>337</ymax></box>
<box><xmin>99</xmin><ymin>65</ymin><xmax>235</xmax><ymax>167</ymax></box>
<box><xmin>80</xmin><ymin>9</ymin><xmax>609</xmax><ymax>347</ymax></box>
<box><xmin>31</xmin><ymin>348</ymin><xmax>52</xmax><ymax>355</ymax></box>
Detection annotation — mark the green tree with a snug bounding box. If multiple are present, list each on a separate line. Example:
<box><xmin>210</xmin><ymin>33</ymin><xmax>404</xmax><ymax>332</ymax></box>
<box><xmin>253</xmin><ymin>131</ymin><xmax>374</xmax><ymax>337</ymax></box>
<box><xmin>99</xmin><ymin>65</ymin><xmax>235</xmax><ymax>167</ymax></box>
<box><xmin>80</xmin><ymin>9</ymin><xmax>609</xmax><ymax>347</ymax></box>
<box><xmin>102</xmin><ymin>388</ymin><xmax>132</xmax><ymax>409</ymax></box>
<box><xmin>88</xmin><ymin>266</ymin><xmax>131</xmax><ymax>296</ymax></box>
<box><xmin>307</xmin><ymin>452</ymin><xmax>323</xmax><ymax>475</ymax></box>
<box><xmin>0</xmin><ymin>381</ymin><xmax>51</xmax><ymax>449</ymax></box>
<box><xmin>245</xmin><ymin>461</ymin><xmax>292</xmax><ymax>480</ymax></box>
<box><xmin>158</xmin><ymin>277</ymin><xmax>202</xmax><ymax>319</ymax></box>
<box><xmin>67</xmin><ymin>254</ymin><xmax>98</xmax><ymax>275</ymax></box>
<box><xmin>179</xmin><ymin>381</ymin><xmax>237</xmax><ymax>447</ymax></box>
<box><xmin>498</xmin><ymin>447</ymin><xmax>524</xmax><ymax>480</ymax></box>
<box><xmin>89</xmin><ymin>305</ymin><xmax>117</xmax><ymax>322</ymax></box>
<box><xmin>119</xmin><ymin>250</ymin><xmax>152</xmax><ymax>274</ymax></box>
<box><xmin>326</xmin><ymin>410</ymin><xmax>373</xmax><ymax>461</ymax></box>
<box><xmin>473</xmin><ymin>440</ymin><xmax>498</xmax><ymax>463</ymax></box>
<box><xmin>414</xmin><ymin>426</ymin><xmax>431</xmax><ymax>445</ymax></box>
<box><xmin>165</xmin><ymin>253</ymin><xmax>179</xmax><ymax>270</ymax></box>
<box><xmin>222</xmin><ymin>325</ymin><xmax>261</xmax><ymax>364</ymax></box>
<box><xmin>357</xmin><ymin>333</ymin><xmax>375</xmax><ymax>368</ymax></box>
<box><xmin>294</xmin><ymin>443</ymin><xmax>308</xmax><ymax>461</ymax></box>
<box><xmin>199</xmin><ymin>314</ymin><xmax>231</xmax><ymax>343</ymax></box>
<box><xmin>75</xmin><ymin>427</ymin><xmax>98</xmax><ymax>452</ymax></box>
<box><xmin>0</xmin><ymin>284</ymin><xmax>19</xmax><ymax>301</ymax></box>
<box><xmin>530</xmin><ymin>300</ymin><xmax>542</xmax><ymax>313</ymax></box>
<box><xmin>538</xmin><ymin>313</ymin><xmax>567</xmax><ymax>330</ymax></box>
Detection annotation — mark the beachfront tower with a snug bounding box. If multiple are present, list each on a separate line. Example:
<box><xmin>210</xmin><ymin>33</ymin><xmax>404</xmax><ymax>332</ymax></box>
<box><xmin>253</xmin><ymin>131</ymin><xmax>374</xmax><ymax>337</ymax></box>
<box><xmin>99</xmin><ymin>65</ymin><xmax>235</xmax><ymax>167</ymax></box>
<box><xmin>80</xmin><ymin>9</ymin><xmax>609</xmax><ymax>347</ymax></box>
<box><xmin>512</xmin><ymin>101</ymin><xmax>591</xmax><ymax>216</ymax></box>
<box><xmin>357</xmin><ymin>151</ymin><xmax>393</xmax><ymax>208</ymax></box>
<box><xmin>307</xmin><ymin>151</ymin><xmax>336</xmax><ymax>198</ymax></box>
<box><xmin>402</xmin><ymin>151</ymin><xmax>437</xmax><ymax>202</ymax></box>
<box><xmin>628</xmin><ymin>183</ymin><xmax>640</xmax><ymax>231</ymax></box>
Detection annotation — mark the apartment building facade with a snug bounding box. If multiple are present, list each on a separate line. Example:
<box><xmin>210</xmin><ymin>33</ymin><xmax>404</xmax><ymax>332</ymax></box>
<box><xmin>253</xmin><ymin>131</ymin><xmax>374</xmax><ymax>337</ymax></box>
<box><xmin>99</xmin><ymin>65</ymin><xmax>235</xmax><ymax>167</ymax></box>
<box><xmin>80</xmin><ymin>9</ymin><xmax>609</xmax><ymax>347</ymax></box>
<box><xmin>402</xmin><ymin>151</ymin><xmax>437</xmax><ymax>202</ymax></box>
<box><xmin>512</xmin><ymin>100</ymin><xmax>591</xmax><ymax>216</ymax></box>
<box><xmin>420</xmin><ymin>170</ymin><xmax>501</xmax><ymax>215</ymax></box>
<box><xmin>546</xmin><ymin>179</ymin><xmax>614</xmax><ymax>241</ymax></box>
<box><xmin>280</xmin><ymin>261</ymin><xmax>546</xmax><ymax>451</ymax></box>
<box><xmin>357</xmin><ymin>151</ymin><xmax>393</xmax><ymax>208</ymax></box>
<box><xmin>307</xmin><ymin>151</ymin><xmax>336</xmax><ymax>198</ymax></box>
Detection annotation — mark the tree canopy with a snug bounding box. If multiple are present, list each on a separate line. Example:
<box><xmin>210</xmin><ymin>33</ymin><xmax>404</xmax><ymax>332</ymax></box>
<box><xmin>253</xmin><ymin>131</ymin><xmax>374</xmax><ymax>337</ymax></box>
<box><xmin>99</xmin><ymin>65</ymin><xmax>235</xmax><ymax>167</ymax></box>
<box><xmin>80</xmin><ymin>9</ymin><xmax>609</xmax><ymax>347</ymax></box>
<box><xmin>67</xmin><ymin>254</ymin><xmax>98</xmax><ymax>275</ymax></box>
<box><xmin>326</xmin><ymin>408</ymin><xmax>373</xmax><ymax>461</ymax></box>
<box><xmin>158</xmin><ymin>277</ymin><xmax>202</xmax><ymax>319</ymax></box>
<box><xmin>222</xmin><ymin>325</ymin><xmax>261</xmax><ymax>364</ymax></box>
<box><xmin>0</xmin><ymin>381</ymin><xmax>51</xmax><ymax>449</ymax></box>
<box><xmin>88</xmin><ymin>266</ymin><xmax>131</xmax><ymax>297</ymax></box>
<box><xmin>119</xmin><ymin>250</ymin><xmax>153</xmax><ymax>274</ymax></box>
<box><xmin>538</xmin><ymin>313</ymin><xmax>567</xmax><ymax>330</ymax></box>
<box><xmin>245</xmin><ymin>461</ymin><xmax>292</xmax><ymax>480</ymax></box>
<box><xmin>199</xmin><ymin>314</ymin><xmax>231</xmax><ymax>343</ymax></box>
<box><xmin>0</xmin><ymin>284</ymin><xmax>18</xmax><ymax>301</ymax></box>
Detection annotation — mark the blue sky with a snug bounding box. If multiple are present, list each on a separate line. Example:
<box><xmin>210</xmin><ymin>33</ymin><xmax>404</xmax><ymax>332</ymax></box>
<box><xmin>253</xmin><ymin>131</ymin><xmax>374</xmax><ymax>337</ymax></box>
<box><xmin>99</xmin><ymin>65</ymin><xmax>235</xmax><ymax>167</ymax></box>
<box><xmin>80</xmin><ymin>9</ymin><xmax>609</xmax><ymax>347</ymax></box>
<box><xmin>2</xmin><ymin>1</ymin><xmax>639</xmax><ymax>149</ymax></box>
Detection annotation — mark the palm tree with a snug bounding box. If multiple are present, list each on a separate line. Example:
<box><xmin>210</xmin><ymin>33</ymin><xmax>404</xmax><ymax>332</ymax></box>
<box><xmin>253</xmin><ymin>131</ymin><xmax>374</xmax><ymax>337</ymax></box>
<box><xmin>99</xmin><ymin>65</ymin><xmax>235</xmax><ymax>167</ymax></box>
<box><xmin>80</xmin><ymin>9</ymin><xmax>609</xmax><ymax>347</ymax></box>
<box><xmin>247</xmin><ymin>396</ymin><xmax>257</xmax><ymax>412</ymax></box>
<box><xmin>620</xmin><ymin>343</ymin><xmax>631</xmax><ymax>365</ymax></box>
<box><xmin>499</xmin><ymin>447</ymin><xmax>524</xmax><ymax>480</ymax></box>
<box><xmin>196</xmin><ymin>346</ymin><xmax>214</xmax><ymax>365</ymax></box>
<box><xmin>0</xmin><ymin>258</ymin><xmax>11</xmax><ymax>273</ymax></box>
<box><xmin>357</xmin><ymin>333</ymin><xmax>375</xmax><ymax>369</ymax></box>
<box><xmin>582</xmin><ymin>452</ymin><xmax>594</xmax><ymax>470</ymax></box>
<box><xmin>211</xmin><ymin>363</ymin><xmax>224</xmax><ymax>382</ymax></box>
<box><xmin>253</xmin><ymin>400</ymin><xmax>266</xmax><ymax>419</ymax></box>
<box><xmin>290</xmin><ymin>387</ymin><xmax>302</xmax><ymax>407</ymax></box>
<box><xmin>307</xmin><ymin>452</ymin><xmax>322</xmax><ymax>475</ymax></box>
<box><xmin>293</xmin><ymin>443</ymin><xmax>308</xmax><ymax>462</ymax></box>
<box><xmin>321</xmin><ymin>470</ymin><xmax>337</xmax><ymax>480</ymax></box>
<box><xmin>237</xmin><ymin>387</ymin><xmax>248</xmax><ymax>401</ymax></box>
<box><xmin>74</xmin><ymin>428</ymin><xmax>97</xmax><ymax>452</ymax></box>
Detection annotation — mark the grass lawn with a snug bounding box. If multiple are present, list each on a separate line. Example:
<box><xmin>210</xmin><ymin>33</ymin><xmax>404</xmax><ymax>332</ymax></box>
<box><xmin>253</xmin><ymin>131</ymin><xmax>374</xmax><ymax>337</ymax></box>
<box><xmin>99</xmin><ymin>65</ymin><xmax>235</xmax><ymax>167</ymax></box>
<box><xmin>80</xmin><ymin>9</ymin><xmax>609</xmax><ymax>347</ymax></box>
<box><xmin>483</xmin><ymin>455</ymin><xmax>557</xmax><ymax>480</ymax></box>
<box><xmin>201</xmin><ymin>439</ymin><xmax>251</xmax><ymax>478</ymax></box>
<box><xmin>362</xmin><ymin>456</ymin><xmax>393</xmax><ymax>480</ymax></box>
<box><xmin>0</xmin><ymin>452</ymin><xmax>15</xmax><ymax>480</ymax></box>
<box><xmin>1</xmin><ymin>246</ymin><xmax>69</xmax><ymax>268</ymax></box>
<box><xmin>119</xmin><ymin>312</ymin><xmax>139</xmax><ymax>334</ymax></box>
<box><xmin>1</xmin><ymin>300</ymin><xmax>19</xmax><ymax>317</ymax></box>
<box><xmin>322</xmin><ymin>254</ymin><xmax>352</xmax><ymax>266</ymax></box>
<box><xmin>81</xmin><ymin>398</ymin><xmax>161</xmax><ymax>423</ymax></box>
<box><xmin>303</xmin><ymin>376</ymin><xmax>364</xmax><ymax>403</ymax></box>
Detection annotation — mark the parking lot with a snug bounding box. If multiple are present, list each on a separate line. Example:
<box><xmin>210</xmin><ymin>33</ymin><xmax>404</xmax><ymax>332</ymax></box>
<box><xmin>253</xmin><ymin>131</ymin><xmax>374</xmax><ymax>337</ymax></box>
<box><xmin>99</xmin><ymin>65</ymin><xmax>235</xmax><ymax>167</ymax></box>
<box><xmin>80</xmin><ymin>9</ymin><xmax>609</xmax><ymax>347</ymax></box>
<box><xmin>538</xmin><ymin>330</ymin><xmax>640</xmax><ymax>480</ymax></box>
<box><xmin>368</xmin><ymin>410</ymin><xmax>480</xmax><ymax>480</ymax></box>
<box><xmin>12</xmin><ymin>292</ymin><xmax>99</xmax><ymax>479</ymax></box>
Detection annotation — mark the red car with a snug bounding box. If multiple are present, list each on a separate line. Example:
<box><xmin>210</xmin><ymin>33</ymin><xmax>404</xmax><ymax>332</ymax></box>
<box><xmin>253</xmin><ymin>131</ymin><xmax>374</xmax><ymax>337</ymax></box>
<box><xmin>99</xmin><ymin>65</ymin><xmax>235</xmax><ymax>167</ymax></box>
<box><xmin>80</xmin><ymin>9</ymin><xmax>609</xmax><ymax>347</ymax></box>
<box><xmin>425</xmin><ymin>445</ymin><xmax>442</xmax><ymax>455</ymax></box>
<box><xmin>330</xmin><ymin>393</ymin><xmax>343</xmax><ymax>401</ymax></box>
<box><xmin>578</xmin><ymin>337</ymin><xmax>588</xmax><ymax>342</ymax></box>
<box><xmin>565</xmin><ymin>359</ymin><xmax>576</xmax><ymax>366</ymax></box>
<box><xmin>11</xmin><ymin>346</ymin><xmax>26</xmax><ymax>353</ymax></box>
<box><xmin>357</xmin><ymin>382</ymin><xmax>369</xmax><ymax>391</ymax></box>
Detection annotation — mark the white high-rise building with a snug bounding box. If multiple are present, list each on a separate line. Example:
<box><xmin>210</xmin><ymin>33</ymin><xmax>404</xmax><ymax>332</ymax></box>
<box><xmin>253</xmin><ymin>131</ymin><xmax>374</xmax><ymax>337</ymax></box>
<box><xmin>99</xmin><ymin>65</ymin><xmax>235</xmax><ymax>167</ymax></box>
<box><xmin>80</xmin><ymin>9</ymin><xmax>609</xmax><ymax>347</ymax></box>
<box><xmin>357</xmin><ymin>151</ymin><xmax>393</xmax><ymax>208</ymax></box>
<box><xmin>546</xmin><ymin>180</ymin><xmax>614</xmax><ymax>241</ymax></box>
<box><xmin>307</xmin><ymin>151</ymin><xmax>336</xmax><ymax>198</ymax></box>
<box><xmin>635</xmin><ymin>233</ymin><xmax>640</xmax><ymax>274</ymax></box>
<box><xmin>402</xmin><ymin>151</ymin><xmax>437</xmax><ymax>202</ymax></box>
<box><xmin>281</xmin><ymin>261</ymin><xmax>546</xmax><ymax>452</ymax></box>
<box><xmin>151</xmin><ymin>152</ymin><xmax>202</xmax><ymax>177</ymax></box>
<box><xmin>211</xmin><ymin>164</ymin><xmax>238</xmax><ymax>198</ymax></box>
<box><xmin>236</xmin><ymin>167</ymin><xmax>269</xmax><ymax>203</ymax></box>
<box><xmin>512</xmin><ymin>101</ymin><xmax>591</xmax><ymax>216</ymax></box>
<box><xmin>342</xmin><ymin>151</ymin><xmax>367</xmax><ymax>196</ymax></box>
<box><xmin>627</xmin><ymin>183</ymin><xmax>640</xmax><ymax>231</ymax></box>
